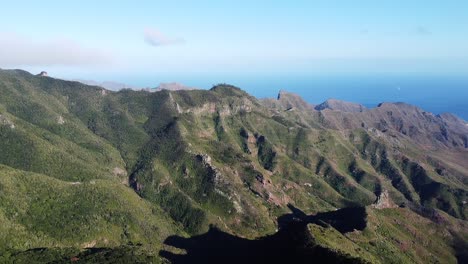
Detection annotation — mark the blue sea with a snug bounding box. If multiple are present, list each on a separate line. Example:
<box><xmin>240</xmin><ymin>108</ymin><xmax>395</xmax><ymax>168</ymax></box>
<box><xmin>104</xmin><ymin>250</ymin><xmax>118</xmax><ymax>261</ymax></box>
<box><xmin>193</xmin><ymin>75</ymin><xmax>468</xmax><ymax>121</ymax></box>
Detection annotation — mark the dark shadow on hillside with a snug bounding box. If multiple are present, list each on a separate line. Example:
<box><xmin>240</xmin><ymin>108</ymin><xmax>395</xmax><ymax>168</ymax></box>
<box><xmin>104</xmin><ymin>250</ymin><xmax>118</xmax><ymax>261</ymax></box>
<box><xmin>452</xmin><ymin>233</ymin><xmax>468</xmax><ymax>264</ymax></box>
<box><xmin>278</xmin><ymin>204</ymin><xmax>367</xmax><ymax>233</ymax></box>
<box><xmin>4</xmin><ymin>245</ymin><xmax>158</xmax><ymax>263</ymax></box>
<box><xmin>160</xmin><ymin>205</ymin><xmax>367</xmax><ymax>264</ymax></box>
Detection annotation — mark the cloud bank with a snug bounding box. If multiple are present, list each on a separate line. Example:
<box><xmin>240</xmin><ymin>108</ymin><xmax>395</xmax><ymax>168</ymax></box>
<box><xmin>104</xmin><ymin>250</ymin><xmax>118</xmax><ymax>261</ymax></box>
<box><xmin>144</xmin><ymin>28</ymin><xmax>184</xmax><ymax>46</ymax></box>
<box><xmin>0</xmin><ymin>33</ymin><xmax>111</xmax><ymax>67</ymax></box>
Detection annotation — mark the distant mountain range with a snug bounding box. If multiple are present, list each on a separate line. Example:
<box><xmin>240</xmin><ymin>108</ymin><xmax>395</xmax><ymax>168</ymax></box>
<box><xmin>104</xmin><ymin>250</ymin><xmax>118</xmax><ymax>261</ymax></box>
<box><xmin>154</xmin><ymin>82</ymin><xmax>197</xmax><ymax>91</ymax></box>
<box><xmin>71</xmin><ymin>79</ymin><xmax>139</xmax><ymax>90</ymax></box>
<box><xmin>0</xmin><ymin>69</ymin><xmax>466</xmax><ymax>263</ymax></box>
<box><xmin>73</xmin><ymin>79</ymin><xmax>196</xmax><ymax>92</ymax></box>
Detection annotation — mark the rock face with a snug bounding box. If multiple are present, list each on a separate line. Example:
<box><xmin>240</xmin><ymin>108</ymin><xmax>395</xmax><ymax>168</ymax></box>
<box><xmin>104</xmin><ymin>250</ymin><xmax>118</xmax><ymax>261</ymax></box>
<box><xmin>372</xmin><ymin>190</ymin><xmax>397</xmax><ymax>209</ymax></box>
<box><xmin>0</xmin><ymin>114</ymin><xmax>15</xmax><ymax>129</ymax></box>
<box><xmin>315</xmin><ymin>99</ymin><xmax>366</xmax><ymax>112</ymax></box>
<box><xmin>262</xmin><ymin>90</ymin><xmax>314</xmax><ymax>111</ymax></box>
<box><xmin>57</xmin><ymin>115</ymin><xmax>65</xmax><ymax>125</ymax></box>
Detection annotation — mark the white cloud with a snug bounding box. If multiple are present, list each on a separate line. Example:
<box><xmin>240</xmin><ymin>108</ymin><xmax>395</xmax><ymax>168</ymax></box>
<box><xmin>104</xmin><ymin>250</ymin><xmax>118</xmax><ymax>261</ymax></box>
<box><xmin>144</xmin><ymin>28</ymin><xmax>184</xmax><ymax>46</ymax></box>
<box><xmin>0</xmin><ymin>32</ymin><xmax>112</xmax><ymax>67</ymax></box>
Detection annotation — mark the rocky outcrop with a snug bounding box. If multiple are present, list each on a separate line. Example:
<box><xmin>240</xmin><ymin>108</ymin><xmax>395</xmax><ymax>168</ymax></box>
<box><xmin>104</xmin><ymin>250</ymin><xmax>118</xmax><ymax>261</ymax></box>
<box><xmin>315</xmin><ymin>99</ymin><xmax>366</xmax><ymax>113</ymax></box>
<box><xmin>113</xmin><ymin>167</ymin><xmax>127</xmax><ymax>177</ymax></box>
<box><xmin>372</xmin><ymin>190</ymin><xmax>397</xmax><ymax>209</ymax></box>
<box><xmin>262</xmin><ymin>90</ymin><xmax>314</xmax><ymax>111</ymax></box>
<box><xmin>57</xmin><ymin>115</ymin><xmax>65</xmax><ymax>125</ymax></box>
<box><xmin>0</xmin><ymin>114</ymin><xmax>15</xmax><ymax>129</ymax></box>
<box><xmin>196</xmin><ymin>153</ymin><xmax>224</xmax><ymax>186</ymax></box>
<box><xmin>171</xmin><ymin>94</ymin><xmax>254</xmax><ymax>116</ymax></box>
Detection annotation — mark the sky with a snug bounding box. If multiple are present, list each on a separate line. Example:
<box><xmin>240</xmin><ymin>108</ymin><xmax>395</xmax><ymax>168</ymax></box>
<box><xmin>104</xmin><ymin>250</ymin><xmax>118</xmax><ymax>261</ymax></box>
<box><xmin>1</xmin><ymin>1</ymin><xmax>468</xmax><ymax>91</ymax></box>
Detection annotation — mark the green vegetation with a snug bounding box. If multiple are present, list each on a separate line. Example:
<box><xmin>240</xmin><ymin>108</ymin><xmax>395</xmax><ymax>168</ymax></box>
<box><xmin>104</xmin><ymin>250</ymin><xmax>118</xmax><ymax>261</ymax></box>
<box><xmin>0</xmin><ymin>165</ymin><xmax>179</xmax><ymax>256</ymax></box>
<box><xmin>0</xmin><ymin>69</ymin><xmax>466</xmax><ymax>263</ymax></box>
<box><xmin>308</xmin><ymin>224</ymin><xmax>377</xmax><ymax>263</ymax></box>
<box><xmin>0</xmin><ymin>245</ymin><xmax>161</xmax><ymax>264</ymax></box>
<box><xmin>256</xmin><ymin>135</ymin><xmax>277</xmax><ymax>171</ymax></box>
<box><xmin>310</xmin><ymin>207</ymin><xmax>464</xmax><ymax>264</ymax></box>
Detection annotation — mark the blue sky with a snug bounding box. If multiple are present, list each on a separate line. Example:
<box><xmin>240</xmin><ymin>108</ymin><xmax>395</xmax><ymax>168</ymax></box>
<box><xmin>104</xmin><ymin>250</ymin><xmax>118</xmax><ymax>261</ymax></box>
<box><xmin>1</xmin><ymin>1</ymin><xmax>468</xmax><ymax>87</ymax></box>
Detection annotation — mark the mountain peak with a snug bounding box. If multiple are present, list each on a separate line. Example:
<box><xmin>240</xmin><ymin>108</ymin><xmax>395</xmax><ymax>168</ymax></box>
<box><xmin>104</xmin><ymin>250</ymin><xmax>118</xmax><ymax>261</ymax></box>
<box><xmin>38</xmin><ymin>71</ymin><xmax>48</xmax><ymax>77</ymax></box>
<box><xmin>210</xmin><ymin>84</ymin><xmax>249</xmax><ymax>97</ymax></box>
<box><xmin>277</xmin><ymin>89</ymin><xmax>290</xmax><ymax>100</ymax></box>
<box><xmin>272</xmin><ymin>89</ymin><xmax>314</xmax><ymax>110</ymax></box>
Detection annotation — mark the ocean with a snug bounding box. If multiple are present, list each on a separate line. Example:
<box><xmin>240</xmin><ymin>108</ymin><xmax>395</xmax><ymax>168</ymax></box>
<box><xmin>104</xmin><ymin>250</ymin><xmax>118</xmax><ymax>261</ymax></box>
<box><xmin>227</xmin><ymin>75</ymin><xmax>468</xmax><ymax>121</ymax></box>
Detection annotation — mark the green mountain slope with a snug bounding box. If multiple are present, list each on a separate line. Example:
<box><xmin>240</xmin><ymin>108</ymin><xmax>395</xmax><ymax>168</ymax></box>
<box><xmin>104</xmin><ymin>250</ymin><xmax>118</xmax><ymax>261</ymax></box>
<box><xmin>0</xmin><ymin>165</ymin><xmax>179</xmax><ymax>262</ymax></box>
<box><xmin>0</xmin><ymin>69</ymin><xmax>467</xmax><ymax>263</ymax></box>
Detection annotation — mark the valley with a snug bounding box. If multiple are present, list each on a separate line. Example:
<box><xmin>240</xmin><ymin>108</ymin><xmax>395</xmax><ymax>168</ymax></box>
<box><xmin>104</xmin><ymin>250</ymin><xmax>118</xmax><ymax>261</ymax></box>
<box><xmin>0</xmin><ymin>69</ymin><xmax>466</xmax><ymax>263</ymax></box>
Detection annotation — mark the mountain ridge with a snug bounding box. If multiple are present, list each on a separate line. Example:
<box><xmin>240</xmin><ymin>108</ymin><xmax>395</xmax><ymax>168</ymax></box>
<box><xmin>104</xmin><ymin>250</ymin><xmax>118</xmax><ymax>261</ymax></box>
<box><xmin>0</xmin><ymin>69</ymin><xmax>467</xmax><ymax>263</ymax></box>
<box><xmin>315</xmin><ymin>98</ymin><xmax>367</xmax><ymax>113</ymax></box>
